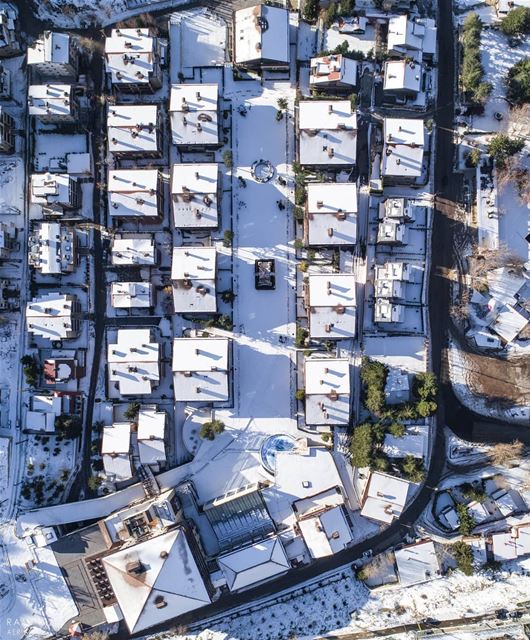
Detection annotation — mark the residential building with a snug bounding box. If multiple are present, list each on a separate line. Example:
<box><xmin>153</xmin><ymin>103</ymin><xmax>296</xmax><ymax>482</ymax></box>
<box><xmin>0</xmin><ymin>4</ymin><xmax>19</xmax><ymax>57</ymax></box>
<box><xmin>30</xmin><ymin>173</ymin><xmax>81</xmax><ymax>215</ymax></box>
<box><xmin>374</xmin><ymin>262</ymin><xmax>412</xmax><ymax>298</ymax></box>
<box><xmin>486</xmin><ymin>267</ymin><xmax>530</xmax><ymax>343</ymax></box>
<box><xmin>298</xmin><ymin>100</ymin><xmax>357</xmax><ymax>166</ymax></box>
<box><xmin>111</xmin><ymin>233</ymin><xmax>157</xmax><ymax>266</ymax></box>
<box><xmin>379</xmin><ymin>197</ymin><xmax>416</xmax><ymax>222</ymax></box>
<box><xmin>382</xmin><ymin>118</ymin><xmax>425</xmax><ymax>183</ymax></box>
<box><xmin>27</xmin><ymin>32</ymin><xmax>78</xmax><ymax>79</ymax></box>
<box><xmin>110</xmin><ymin>282</ymin><xmax>153</xmax><ymax>309</ymax></box>
<box><xmin>384</xmin><ymin>367</ymin><xmax>410</xmax><ymax>404</ymax></box>
<box><xmin>107</xmin><ymin>104</ymin><xmax>161</xmax><ymax>158</ymax></box>
<box><xmin>104</xmin><ymin>28</ymin><xmax>162</xmax><ymax>92</ymax></box>
<box><xmin>377</xmin><ymin>219</ymin><xmax>407</xmax><ymax>245</ymax></box>
<box><xmin>27</xmin><ymin>84</ymin><xmax>79</xmax><ymax>123</ymax></box>
<box><xmin>171</xmin><ymin>163</ymin><xmax>220</xmax><ymax>229</ymax></box>
<box><xmin>383</xmin><ymin>60</ymin><xmax>422</xmax><ymax>97</ymax></box>
<box><xmin>171</xmin><ymin>246</ymin><xmax>217</xmax><ymax>313</ymax></box>
<box><xmin>304</xmin><ymin>358</ymin><xmax>350</xmax><ymax>426</ymax></box>
<box><xmin>306</xmin><ymin>273</ymin><xmax>356</xmax><ymax>339</ymax></box>
<box><xmin>387</xmin><ymin>15</ymin><xmax>436</xmax><ymax>62</ymax></box>
<box><xmin>28</xmin><ymin>222</ymin><xmax>76</xmax><ymax>275</ymax></box>
<box><xmin>101</xmin><ymin>527</ymin><xmax>211</xmax><ymax>633</ymax></box>
<box><xmin>217</xmin><ymin>536</ymin><xmax>290</xmax><ymax>591</ymax></box>
<box><xmin>172</xmin><ymin>337</ymin><xmax>230</xmax><ymax>402</ymax></box>
<box><xmin>42</xmin><ymin>350</ymin><xmax>82</xmax><ymax>389</ymax></box>
<box><xmin>309</xmin><ymin>54</ymin><xmax>357</xmax><ymax>91</ymax></box>
<box><xmin>169</xmin><ymin>84</ymin><xmax>219</xmax><ymax>148</ymax></box>
<box><xmin>26</xmin><ymin>292</ymin><xmax>80</xmax><ymax>341</ymax></box>
<box><xmin>108</xmin><ymin>169</ymin><xmax>163</xmax><ymax>222</ymax></box>
<box><xmin>137</xmin><ymin>405</ymin><xmax>166</xmax><ymax>470</ymax></box>
<box><xmin>101</xmin><ymin>422</ymin><xmax>132</xmax><ymax>482</ymax></box>
<box><xmin>395</xmin><ymin>540</ymin><xmax>441</xmax><ymax>586</ymax></box>
<box><xmin>383</xmin><ymin>424</ymin><xmax>428</xmax><ymax>459</ymax></box>
<box><xmin>0</xmin><ymin>106</ymin><xmax>14</xmax><ymax>153</ymax></box>
<box><xmin>374</xmin><ymin>298</ymin><xmax>405</xmax><ymax>324</ymax></box>
<box><xmin>305</xmin><ymin>182</ymin><xmax>357</xmax><ymax>246</ymax></box>
<box><xmin>107</xmin><ymin>329</ymin><xmax>160</xmax><ymax>396</ymax></box>
<box><xmin>0</xmin><ymin>61</ymin><xmax>10</xmax><ymax>98</ymax></box>
<box><xmin>361</xmin><ymin>471</ymin><xmax>411</xmax><ymax>524</ymax></box>
<box><xmin>298</xmin><ymin>502</ymin><xmax>353</xmax><ymax>559</ymax></box>
<box><xmin>233</xmin><ymin>4</ymin><xmax>290</xmax><ymax>69</ymax></box>
<box><xmin>25</xmin><ymin>394</ymin><xmax>62</xmax><ymax>433</ymax></box>
<box><xmin>0</xmin><ymin>220</ymin><xmax>15</xmax><ymax>258</ymax></box>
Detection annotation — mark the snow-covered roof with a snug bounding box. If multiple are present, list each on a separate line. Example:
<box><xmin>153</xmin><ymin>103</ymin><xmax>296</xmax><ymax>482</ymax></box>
<box><xmin>30</xmin><ymin>173</ymin><xmax>76</xmax><ymax>207</ymax></box>
<box><xmin>263</xmin><ymin>447</ymin><xmax>345</xmax><ymax>528</ymax></box>
<box><xmin>492</xmin><ymin>531</ymin><xmax>518</xmax><ymax>561</ymax></box>
<box><xmin>105</xmin><ymin>28</ymin><xmax>158</xmax><ymax>86</ymax></box>
<box><xmin>28</xmin><ymin>84</ymin><xmax>75</xmax><ymax>118</ymax></box>
<box><xmin>308</xmin><ymin>273</ymin><xmax>356</xmax><ymax>339</ymax></box>
<box><xmin>169</xmin><ymin>84</ymin><xmax>219</xmax><ymax>146</ymax></box>
<box><xmin>234</xmin><ymin>4</ymin><xmax>290</xmax><ymax>65</ymax></box>
<box><xmin>491</xmin><ymin>489</ymin><xmax>518</xmax><ymax>517</ymax></box>
<box><xmin>387</xmin><ymin>16</ymin><xmax>436</xmax><ymax>61</ymax></box>
<box><xmin>102</xmin><ymin>528</ymin><xmax>211</xmax><ymax>633</ymax></box>
<box><xmin>171</xmin><ymin>246</ymin><xmax>217</xmax><ymax>313</ymax></box>
<box><xmin>27</xmin><ymin>32</ymin><xmax>71</xmax><ymax>66</ymax></box>
<box><xmin>375</xmin><ymin>261</ymin><xmax>411</xmax><ymax>283</ymax></box>
<box><xmin>172</xmin><ymin>337</ymin><xmax>229</xmax><ymax>402</ymax></box>
<box><xmin>299</xmin><ymin>505</ymin><xmax>353</xmax><ymax>559</ymax></box>
<box><xmin>299</xmin><ymin>101</ymin><xmax>357</xmax><ymax>166</ymax></box>
<box><xmin>26</xmin><ymin>292</ymin><xmax>79</xmax><ymax>341</ymax></box>
<box><xmin>306</xmin><ymin>182</ymin><xmax>357</xmax><ymax>246</ymax></box>
<box><xmin>138</xmin><ymin>406</ymin><xmax>166</xmax><ymax>466</ymax></box>
<box><xmin>383</xmin><ymin>60</ymin><xmax>422</xmax><ymax>93</ymax></box>
<box><xmin>108</xmin><ymin>104</ymin><xmax>159</xmax><ymax>155</ymax></box>
<box><xmin>102</xmin><ymin>422</ymin><xmax>132</xmax><ymax>482</ymax></box>
<box><xmin>374</xmin><ymin>299</ymin><xmax>405</xmax><ymax>324</ymax></box>
<box><xmin>488</xmin><ymin>302</ymin><xmax>529</xmax><ymax>344</ymax></box>
<box><xmin>487</xmin><ymin>267</ymin><xmax>527</xmax><ymax>307</ymax></box>
<box><xmin>108</xmin><ymin>169</ymin><xmax>161</xmax><ymax>219</ymax></box>
<box><xmin>361</xmin><ymin>472</ymin><xmax>411</xmax><ymax>524</ymax></box>
<box><xmin>108</xmin><ymin>329</ymin><xmax>160</xmax><ymax>396</ymax></box>
<box><xmin>382</xmin><ymin>118</ymin><xmax>424</xmax><ymax>178</ymax></box>
<box><xmin>111</xmin><ymin>234</ymin><xmax>156</xmax><ymax>266</ymax></box>
<box><xmin>171</xmin><ymin>163</ymin><xmax>219</xmax><ymax>228</ymax></box>
<box><xmin>305</xmin><ymin>358</ymin><xmax>350</xmax><ymax>426</ymax></box>
<box><xmin>381</xmin><ymin>197</ymin><xmax>415</xmax><ymax>221</ymax></box>
<box><xmin>309</xmin><ymin>54</ymin><xmax>357</xmax><ymax>88</ymax></box>
<box><xmin>28</xmin><ymin>222</ymin><xmax>75</xmax><ymax>275</ymax></box>
<box><xmin>377</xmin><ymin>220</ymin><xmax>407</xmax><ymax>244</ymax></box>
<box><xmin>395</xmin><ymin>540</ymin><xmax>440</xmax><ymax>585</ymax></box>
<box><xmin>384</xmin><ymin>368</ymin><xmax>410</xmax><ymax>404</ymax></box>
<box><xmin>26</xmin><ymin>394</ymin><xmax>62</xmax><ymax>432</ymax></box>
<box><xmin>110</xmin><ymin>282</ymin><xmax>152</xmax><ymax>308</ymax></box>
<box><xmin>383</xmin><ymin>425</ymin><xmax>428</xmax><ymax>459</ymax></box>
<box><xmin>218</xmin><ymin>536</ymin><xmax>290</xmax><ymax>591</ymax></box>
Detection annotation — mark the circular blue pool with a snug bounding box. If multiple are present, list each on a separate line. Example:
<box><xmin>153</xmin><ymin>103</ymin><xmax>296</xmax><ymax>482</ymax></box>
<box><xmin>260</xmin><ymin>434</ymin><xmax>297</xmax><ymax>474</ymax></box>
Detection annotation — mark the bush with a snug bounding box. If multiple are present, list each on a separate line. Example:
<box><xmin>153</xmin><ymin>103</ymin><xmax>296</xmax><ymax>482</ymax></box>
<box><xmin>461</xmin><ymin>13</ymin><xmax>491</xmax><ymax>106</ymax></box>
<box><xmin>220</xmin><ymin>290</ymin><xmax>236</xmax><ymax>303</ymax></box>
<box><xmin>322</xmin><ymin>1</ymin><xmax>338</xmax><ymax>28</ymax></box>
<box><xmin>295</xmin><ymin>389</ymin><xmax>305</xmax><ymax>401</ymax></box>
<box><xmin>223</xmin><ymin>229</ymin><xmax>234</xmax><ymax>247</ymax></box>
<box><xmin>500</xmin><ymin>6</ymin><xmax>530</xmax><ymax>35</ymax></box>
<box><xmin>303</xmin><ymin>0</ymin><xmax>320</xmax><ymax>22</ymax></box>
<box><xmin>388</xmin><ymin>421</ymin><xmax>406</xmax><ymax>437</ymax></box>
<box><xmin>465</xmin><ymin>147</ymin><xmax>482</xmax><ymax>168</ymax></box>
<box><xmin>21</xmin><ymin>355</ymin><xmax>40</xmax><ymax>387</ymax></box>
<box><xmin>276</xmin><ymin>109</ymin><xmax>284</xmax><ymax>121</ymax></box>
<box><xmin>277</xmin><ymin>97</ymin><xmax>288</xmax><ymax>110</ymax></box>
<box><xmin>55</xmin><ymin>414</ymin><xmax>82</xmax><ymax>438</ymax></box>
<box><xmin>88</xmin><ymin>475</ymin><xmax>103</xmax><ymax>491</ymax></box>
<box><xmin>339</xmin><ymin>0</ymin><xmax>355</xmax><ymax>15</ymax></box>
<box><xmin>506</xmin><ymin>57</ymin><xmax>530</xmax><ymax>105</ymax></box>
<box><xmin>124</xmin><ymin>402</ymin><xmax>140</xmax><ymax>421</ymax></box>
<box><xmin>360</xmin><ymin>358</ymin><xmax>387</xmax><ymax>416</ymax></box>
<box><xmin>372</xmin><ymin>454</ymin><xmax>389</xmax><ymax>472</ymax></box>
<box><xmin>295</xmin><ymin>326</ymin><xmax>309</xmax><ymax>348</ymax></box>
<box><xmin>200</xmin><ymin>419</ymin><xmax>225</xmax><ymax>440</ymax></box>
<box><xmin>488</xmin><ymin>134</ymin><xmax>525</xmax><ymax>168</ymax></box>
<box><xmin>299</xmin><ymin>260</ymin><xmax>309</xmax><ymax>272</ymax></box>
<box><xmin>349</xmin><ymin>423</ymin><xmax>374</xmax><ymax>468</ymax></box>
<box><xmin>416</xmin><ymin>399</ymin><xmax>438</xmax><ymax>417</ymax></box>
<box><xmin>456</xmin><ymin>503</ymin><xmax>476</xmax><ymax>535</ymax></box>
<box><xmin>222</xmin><ymin>150</ymin><xmax>233</xmax><ymax>170</ymax></box>
<box><xmin>461</xmin><ymin>482</ymin><xmax>487</xmax><ymax>503</ymax></box>
<box><xmin>400</xmin><ymin>455</ymin><xmax>425</xmax><ymax>483</ymax></box>
<box><xmin>452</xmin><ymin>541</ymin><xmax>474</xmax><ymax>576</ymax></box>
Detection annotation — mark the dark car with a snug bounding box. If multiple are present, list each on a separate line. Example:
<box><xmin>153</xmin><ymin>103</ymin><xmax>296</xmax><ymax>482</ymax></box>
<box><xmin>495</xmin><ymin>609</ymin><xmax>509</xmax><ymax>620</ymax></box>
<box><xmin>422</xmin><ymin>618</ymin><xmax>441</xmax><ymax>627</ymax></box>
<box><xmin>255</xmin><ymin>259</ymin><xmax>276</xmax><ymax>290</ymax></box>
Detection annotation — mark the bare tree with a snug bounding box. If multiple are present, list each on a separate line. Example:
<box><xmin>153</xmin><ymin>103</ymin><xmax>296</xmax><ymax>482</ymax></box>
<box><xmin>489</xmin><ymin>440</ymin><xmax>524</xmax><ymax>466</ymax></box>
<box><xmin>506</xmin><ymin>104</ymin><xmax>530</xmax><ymax>140</ymax></box>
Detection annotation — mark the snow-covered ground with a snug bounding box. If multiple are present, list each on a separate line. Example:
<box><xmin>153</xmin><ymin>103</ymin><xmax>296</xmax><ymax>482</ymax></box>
<box><xmin>141</xmin><ymin>564</ymin><xmax>530</xmax><ymax>640</ymax></box>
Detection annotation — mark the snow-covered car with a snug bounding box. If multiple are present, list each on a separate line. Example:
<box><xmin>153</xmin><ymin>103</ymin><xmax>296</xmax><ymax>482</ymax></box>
<box><xmin>255</xmin><ymin>259</ymin><xmax>276</xmax><ymax>290</ymax></box>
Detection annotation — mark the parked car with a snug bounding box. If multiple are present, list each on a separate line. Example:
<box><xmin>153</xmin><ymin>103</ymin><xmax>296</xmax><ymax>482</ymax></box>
<box><xmin>255</xmin><ymin>259</ymin><xmax>275</xmax><ymax>290</ymax></box>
